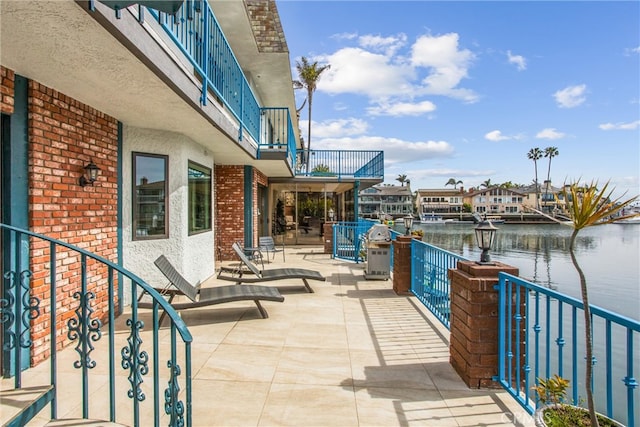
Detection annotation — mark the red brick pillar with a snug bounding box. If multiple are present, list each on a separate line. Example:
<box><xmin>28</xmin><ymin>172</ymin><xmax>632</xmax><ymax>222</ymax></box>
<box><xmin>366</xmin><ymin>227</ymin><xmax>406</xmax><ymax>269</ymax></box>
<box><xmin>393</xmin><ymin>235</ymin><xmax>412</xmax><ymax>294</ymax></box>
<box><xmin>448</xmin><ymin>260</ymin><xmax>519</xmax><ymax>388</ymax></box>
<box><xmin>323</xmin><ymin>221</ymin><xmax>334</xmax><ymax>254</ymax></box>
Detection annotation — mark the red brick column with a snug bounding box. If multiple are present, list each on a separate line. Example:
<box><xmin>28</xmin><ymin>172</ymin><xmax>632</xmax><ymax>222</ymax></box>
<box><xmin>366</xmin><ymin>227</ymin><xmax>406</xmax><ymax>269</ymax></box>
<box><xmin>323</xmin><ymin>221</ymin><xmax>334</xmax><ymax>254</ymax></box>
<box><xmin>393</xmin><ymin>235</ymin><xmax>412</xmax><ymax>294</ymax></box>
<box><xmin>449</xmin><ymin>260</ymin><xmax>519</xmax><ymax>388</ymax></box>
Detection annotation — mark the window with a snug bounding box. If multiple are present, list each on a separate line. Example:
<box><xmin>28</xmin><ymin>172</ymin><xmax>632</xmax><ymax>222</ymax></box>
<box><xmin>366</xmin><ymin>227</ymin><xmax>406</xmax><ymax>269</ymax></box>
<box><xmin>188</xmin><ymin>161</ymin><xmax>212</xmax><ymax>235</ymax></box>
<box><xmin>133</xmin><ymin>152</ymin><xmax>168</xmax><ymax>239</ymax></box>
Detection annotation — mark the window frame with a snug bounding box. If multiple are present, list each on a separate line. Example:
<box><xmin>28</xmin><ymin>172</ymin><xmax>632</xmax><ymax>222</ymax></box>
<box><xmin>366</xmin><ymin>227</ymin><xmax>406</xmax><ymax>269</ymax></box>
<box><xmin>132</xmin><ymin>152</ymin><xmax>169</xmax><ymax>241</ymax></box>
<box><xmin>187</xmin><ymin>160</ymin><xmax>212</xmax><ymax>236</ymax></box>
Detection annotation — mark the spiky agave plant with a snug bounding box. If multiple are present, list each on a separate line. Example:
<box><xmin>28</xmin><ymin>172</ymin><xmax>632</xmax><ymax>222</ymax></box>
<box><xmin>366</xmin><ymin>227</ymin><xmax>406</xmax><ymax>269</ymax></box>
<box><xmin>562</xmin><ymin>180</ymin><xmax>638</xmax><ymax>427</ymax></box>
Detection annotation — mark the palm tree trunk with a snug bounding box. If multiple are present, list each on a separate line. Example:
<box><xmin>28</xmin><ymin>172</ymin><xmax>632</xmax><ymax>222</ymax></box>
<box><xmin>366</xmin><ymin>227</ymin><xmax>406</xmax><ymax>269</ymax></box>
<box><xmin>544</xmin><ymin>159</ymin><xmax>552</xmax><ymax>211</ymax></box>
<box><xmin>306</xmin><ymin>91</ymin><xmax>313</xmax><ymax>174</ymax></box>
<box><xmin>534</xmin><ymin>162</ymin><xmax>540</xmax><ymax>210</ymax></box>
<box><xmin>569</xmin><ymin>229</ymin><xmax>599</xmax><ymax>427</ymax></box>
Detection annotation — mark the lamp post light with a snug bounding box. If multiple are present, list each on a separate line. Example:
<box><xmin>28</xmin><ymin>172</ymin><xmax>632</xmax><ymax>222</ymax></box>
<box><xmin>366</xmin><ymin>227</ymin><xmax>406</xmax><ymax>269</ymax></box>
<box><xmin>403</xmin><ymin>214</ymin><xmax>414</xmax><ymax>236</ymax></box>
<box><xmin>474</xmin><ymin>219</ymin><xmax>498</xmax><ymax>264</ymax></box>
<box><xmin>328</xmin><ymin>208</ymin><xmax>334</xmax><ymax>222</ymax></box>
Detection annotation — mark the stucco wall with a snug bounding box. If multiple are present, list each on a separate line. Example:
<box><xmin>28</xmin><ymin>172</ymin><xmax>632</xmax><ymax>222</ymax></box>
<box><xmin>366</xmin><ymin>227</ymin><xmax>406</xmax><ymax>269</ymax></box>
<box><xmin>122</xmin><ymin>126</ymin><xmax>215</xmax><ymax>296</ymax></box>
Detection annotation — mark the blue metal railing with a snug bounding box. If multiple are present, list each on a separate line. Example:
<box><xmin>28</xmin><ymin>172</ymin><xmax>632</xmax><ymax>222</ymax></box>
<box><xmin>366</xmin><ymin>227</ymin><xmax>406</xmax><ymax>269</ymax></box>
<box><xmin>410</xmin><ymin>240</ymin><xmax>469</xmax><ymax>329</ymax></box>
<box><xmin>146</xmin><ymin>1</ymin><xmax>260</xmax><ymax>143</ymax></box>
<box><xmin>296</xmin><ymin>150</ymin><xmax>384</xmax><ymax>180</ymax></box>
<box><xmin>332</xmin><ymin>220</ymin><xmax>374</xmax><ymax>263</ymax></box>
<box><xmin>0</xmin><ymin>224</ymin><xmax>192</xmax><ymax>426</ymax></box>
<box><xmin>258</xmin><ymin>107</ymin><xmax>297</xmax><ymax>169</ymax></box>
<box><xmin>496</xmin><ymin>272</ymin><xmax>639</xmax><ymax>426</ymax></box>
<box><xmin>97</xmin><ymin>0</ymin><xmax>296</xmax><ymax>169</ymax></box>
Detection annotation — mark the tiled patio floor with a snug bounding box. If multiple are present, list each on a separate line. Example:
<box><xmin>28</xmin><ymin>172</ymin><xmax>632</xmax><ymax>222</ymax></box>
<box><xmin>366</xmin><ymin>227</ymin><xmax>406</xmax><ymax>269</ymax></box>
<box><xmin>16</xmin><ymin>246</ymin><xmax>534</xmax><ymax>426</ymax></box>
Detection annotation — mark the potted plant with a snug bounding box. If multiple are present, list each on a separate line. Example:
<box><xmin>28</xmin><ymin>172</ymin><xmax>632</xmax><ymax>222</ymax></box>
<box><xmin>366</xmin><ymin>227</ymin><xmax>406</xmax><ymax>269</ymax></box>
<box><xmin>532</xmin><ymin>374</ymin><xmax>624</xmax><ymax>427</ymax></box>
<box><xmin>551</xmin><ymin>180</ymin><xmax>637</xmax><ymax>426</ymax></box>
<box><xmin>410</xmin><ymin>229</ymin><xmax>424</xmax><ymax>239</ymax></box>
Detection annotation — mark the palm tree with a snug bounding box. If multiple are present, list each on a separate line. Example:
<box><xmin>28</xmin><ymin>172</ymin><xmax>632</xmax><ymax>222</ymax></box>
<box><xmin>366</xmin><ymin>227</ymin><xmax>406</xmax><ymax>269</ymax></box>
<box><xmin>480</xmin><ymin>179</ymin><xmax>492</xmax><ymax>188</ymax></box>
<box><xmin>293</xmin><ymin>57</ymin><xmax>331</xmax><ymax>173</ymax></box>
<box><xmin>445</xmin><ymin>178</ymin><xmax>463</xmax><ymax>189</ymax></box>
<box><xmin>527</xmin><ymin>148</ymin><xmax>543</xmax><ymax>209</ymax></box>
<box><xmin>396</xmin><ymin>174</ymin><xmax>408</xmax><ymax>187</ymax></box>
<box><xmin>543</xmin><ymin>147</ymin><xmax>559</xmax><ymax>211</ymax></box>
<box><xmin>561</xmin><ymin>181</ymin><xmax>638</xmax><ymax>426</ymax></box>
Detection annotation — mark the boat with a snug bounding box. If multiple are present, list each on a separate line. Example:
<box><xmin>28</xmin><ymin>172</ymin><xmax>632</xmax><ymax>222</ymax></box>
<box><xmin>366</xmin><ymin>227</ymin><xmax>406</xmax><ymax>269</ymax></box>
<box><xmin>472</xmin><ymin>212</ymin><xmax>506</xmax><ymax>225</ymax></box>
<box><xmin>420</xmin><ymin>213</ymin><xmax>453</xmax><ymax>224</ymax></box>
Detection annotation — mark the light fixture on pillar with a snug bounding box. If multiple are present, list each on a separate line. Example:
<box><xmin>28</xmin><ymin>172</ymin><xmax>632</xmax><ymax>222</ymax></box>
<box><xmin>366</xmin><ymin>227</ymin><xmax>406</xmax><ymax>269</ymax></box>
<box><xmin>328</xmin><ymin>208</ymin><xmax>334</xmax><ymax>222</ymax></box>
<box><xmin>403</xmin><ymin>214</ymin><xmax>414</xmax><ymax>235</ymax></box>
<box><xmin>79</xmin><ymin>160</ymin><xmax>100</xmax><ymax>187</ymax></box>
<box><xmin>474</xmin><ymin>219</ymin><xmax>498</xmax><ymax>264</ymax></box>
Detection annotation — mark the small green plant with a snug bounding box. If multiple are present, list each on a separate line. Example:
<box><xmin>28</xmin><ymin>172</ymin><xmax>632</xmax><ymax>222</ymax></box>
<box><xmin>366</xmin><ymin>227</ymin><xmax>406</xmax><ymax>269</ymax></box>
<box><xmin>532</xmin><ymin>375</ymin><xmax>620</xmax><ymax>427</ymax></box>
<box><xmin>532</xmin><ymin>374</ymin><xmax>569</xmax><ymax>406</ymax></box>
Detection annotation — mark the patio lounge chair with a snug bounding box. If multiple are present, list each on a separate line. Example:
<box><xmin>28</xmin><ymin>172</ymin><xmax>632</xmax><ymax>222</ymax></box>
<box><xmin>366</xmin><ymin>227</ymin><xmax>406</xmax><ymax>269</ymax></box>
<box><xmin>217</xmin><ymin>242</ymin><xmax>325</xmax><ymax>293</ymax></box>
<box><xmin>140</xmin><ymin>255</ymin><xmax>284</xmax><ymax>322</ymax></box>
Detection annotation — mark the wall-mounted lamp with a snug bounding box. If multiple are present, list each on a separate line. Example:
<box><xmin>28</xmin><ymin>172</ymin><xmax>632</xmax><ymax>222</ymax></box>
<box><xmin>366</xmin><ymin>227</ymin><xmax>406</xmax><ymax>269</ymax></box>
<box><xmin>328</xmin><ymin>208</ymin><xmax>335</xmax><ymax>222</ymax></box>
<box><xmin>403</xmin><ymin>214</ymin><xmax>414</xmax><ymax>235</ymax></box>
<box><xmin>79</xmin><ymin>160</ymin><xmax>100</xmax><ymax>187</ymax></box>
<box><xmin>474</xmin><ymin>220</ymin><xmax>498</xmax><ymax>264</ymax></box>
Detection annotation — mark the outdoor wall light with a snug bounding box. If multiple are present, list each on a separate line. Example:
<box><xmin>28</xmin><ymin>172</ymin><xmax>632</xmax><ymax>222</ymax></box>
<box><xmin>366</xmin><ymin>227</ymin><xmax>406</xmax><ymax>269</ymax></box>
<box><xmin>403</xmin><ymin>214</ymin><xmax>414</xmax><ymax>235</ymax></box>
<box><xmin>79</xmin><ymin>160</ymin><xmax>101</xmax><ymax>187</ymax></box>
<box><xmin>328</xmin><ymin>208</ymin><xmax>335</xmax><ymax>221</ymax></box>
<box><xmin>474</xmin><ymin>219</ymin><xmax>499</xmax><ymax>264</ymax></box>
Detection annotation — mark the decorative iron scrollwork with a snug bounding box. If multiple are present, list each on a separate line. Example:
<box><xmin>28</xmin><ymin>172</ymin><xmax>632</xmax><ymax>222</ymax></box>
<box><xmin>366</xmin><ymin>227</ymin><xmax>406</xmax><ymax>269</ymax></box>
<box><xmin>1</xmin><ymin>269</ymin><xmax>39</xmax><ymax>351</ymax></box>
<box><xmin>67</xmin><ymin>290</ymin><xmax>102</xmax><ymax>369</ymax></box>
<box><xmin>121</xmin><ymin>318</ymin><xmax>149</xmax><ymax>401</ymax></box>
<box><xmin>164</xmin><ymin>360</ymin><xmax>185</xmax><ymax>427</ymax></box>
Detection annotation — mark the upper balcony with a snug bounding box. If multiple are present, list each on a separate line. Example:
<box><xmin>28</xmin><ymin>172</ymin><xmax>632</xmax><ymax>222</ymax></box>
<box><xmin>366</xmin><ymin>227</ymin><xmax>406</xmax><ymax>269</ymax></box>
<box><xmin>0</xmin><ymin>0</ymin><xmax>300</xmax><ymax>176</ymax></box>
<box><xmin>292</xmin><ymin>149</ymin><xmax>384</xmax><ymax>183</ymax></box>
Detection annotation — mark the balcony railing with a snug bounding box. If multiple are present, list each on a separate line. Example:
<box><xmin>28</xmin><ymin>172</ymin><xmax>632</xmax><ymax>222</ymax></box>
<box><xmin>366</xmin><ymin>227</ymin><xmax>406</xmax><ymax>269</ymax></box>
<box><xmin>496</xmin><ymin>272</ymin><xmax>639</xmax><ymax>427</ymax></box>
<box><xmin>257</xmin><ymin>107</ymin><xmax>297</xmax><ymax>169</ymax></box>
<box><xmin>411</xmin><ymin>240</ymin><xmax>469</xmax><ymax>329</ymax></box>
<box><xmin>105</xmin><ymin>0</ymin><xmax>297</xmax><ymax>169</ymax></box>
<box><xmin>295</xmin><ymin>150</ymin><xmax>384</xmax><ymax>180</ymax></box>
<box><xmin>0</xmin><ymin>223</ymin><xmax>192</xmax><ymax>426</ymax></box>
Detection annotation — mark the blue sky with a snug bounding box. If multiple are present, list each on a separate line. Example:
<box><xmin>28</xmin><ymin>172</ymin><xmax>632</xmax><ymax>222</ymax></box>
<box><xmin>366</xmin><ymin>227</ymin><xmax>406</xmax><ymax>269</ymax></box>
<box><xmin>277</xmin><ymin>1</ymin><xmax>640</xmax><ymax>197</ymax></box>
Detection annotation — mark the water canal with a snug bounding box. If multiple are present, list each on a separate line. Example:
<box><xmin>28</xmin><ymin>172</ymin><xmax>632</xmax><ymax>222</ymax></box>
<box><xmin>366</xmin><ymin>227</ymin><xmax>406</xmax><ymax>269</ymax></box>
<box><xmin>402</xmin><ymin>222</ymin><xmax>640</xmax><ymax>321</ymax></box>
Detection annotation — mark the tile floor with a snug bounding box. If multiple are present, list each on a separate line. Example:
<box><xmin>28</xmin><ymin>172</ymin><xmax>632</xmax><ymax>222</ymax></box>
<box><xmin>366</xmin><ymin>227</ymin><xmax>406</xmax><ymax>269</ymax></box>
<box><xmin>10</xmin><ymin>246</ymin><xmax>534</xmax><ymax>426</ymax></box>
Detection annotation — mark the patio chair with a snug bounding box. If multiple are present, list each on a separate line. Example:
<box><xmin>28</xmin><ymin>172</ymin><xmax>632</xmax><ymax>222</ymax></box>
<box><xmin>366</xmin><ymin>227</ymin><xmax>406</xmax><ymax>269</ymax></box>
<box><xmin>217</xmin><ymin>242</ymin><xmax>325</xmax><ymax>293</ymax></box>
<box><xmin>258</xmin><ymin>236</ymin><xmax>285</xmax><ymax>262</ymax></box>
<box><xmin>139</xmin><ymin>255</ymin><xmax>284</xmax><ymax>322</ymax></box>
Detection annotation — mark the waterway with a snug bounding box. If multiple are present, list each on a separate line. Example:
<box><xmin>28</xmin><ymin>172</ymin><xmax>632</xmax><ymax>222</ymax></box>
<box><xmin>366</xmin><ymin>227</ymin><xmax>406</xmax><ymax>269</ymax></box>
<box><xmin>404</xmin><ymin>222</ymin><xmax>640</xmax><ymax>321</ymax></box>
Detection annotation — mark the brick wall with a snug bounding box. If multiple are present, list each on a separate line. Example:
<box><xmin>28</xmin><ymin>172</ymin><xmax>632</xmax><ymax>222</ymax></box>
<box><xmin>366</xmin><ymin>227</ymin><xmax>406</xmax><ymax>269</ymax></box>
<box><xmin>253</xmin><ymin>168</ymin><xmax>268</xmax><ymax>246</ymax></box>
<box><xmin>245</xmin><ymin>0</ymin><xmax>288</xmax><ymax>53</ymax></box>
<box><xmin>1</xmin><ymin>66</ymin><xmax>15</xmax><ymax>114</ymax></box>
<box><xmin>215</xmin><ymin>165</ymin><xmax>245</xmax><ymax>260</ymax></box>
<box><xmin>27</xmin><ymin>80</ymin><xmax>119</xmax><ymax>365</ymax></box>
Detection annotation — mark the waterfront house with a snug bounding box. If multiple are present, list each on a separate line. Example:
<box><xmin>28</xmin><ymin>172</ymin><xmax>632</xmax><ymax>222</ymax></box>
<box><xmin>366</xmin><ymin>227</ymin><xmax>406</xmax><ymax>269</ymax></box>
<box><xmin>358</xmin><ymin>184</ymin><xmax>413</xmax><ymax>219</ymax></box>
<box><xmin>466</xmin><ymin>186</ymin><xmax>526</xmax><ymax>214</ymax></box>
<box><xmin>414</xmin><ymin>188</ymin><xmax>465</xmax><ymax>214</ymax></box>
<box><xmin>1</xmin><ymin>0</ymin><xmax>381</xmax><ymax>375</ymax></box>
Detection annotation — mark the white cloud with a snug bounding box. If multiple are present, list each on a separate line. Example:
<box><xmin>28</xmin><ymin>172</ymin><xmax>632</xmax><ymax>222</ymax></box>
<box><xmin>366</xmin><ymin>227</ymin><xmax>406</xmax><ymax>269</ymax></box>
<box><xmin>358</xmin><ymin>33</ymin><xmax>407</xmax><ymax>56</ymax></box>
<box><xmin>317</xmin><ymin>31</ymin><xmax>478</xmax><ymax>104</ymax></box>
<box><xmin>367</xmin><ymin>100</ymin><xmax>436</xmax><ymax>117</ymax></box>
<box><xmin>553</xmin><ymin>84</ymin><xmax>587</xmax><ymax>108</ymax></box>
<box><xmin>411</xmin><ymin>33</ymin><xmax>478</xmax><ymax>102</ymax></box>
<box><xmin>484</xmin><ymin>130</ymin><xmax>511</xmax><ymax>141</ymax></box>
<box><xmin>507</xmin><ymin>51</ymin><xmax>527</xmax><ymax>71</ymax></box>
<box><xmin>301</xmin><ymin>118</ymin><xmax>369</xmax><ymax>138</ymax></box>
<box><xmin>624</xmin><ymin>46</ymin><xmax>640</xmax><ymax>56</ymax></box>
<box><xmin>536</xmin><ymin>128</ymin><xmax>566</xmax><ymax>139</ymax></box>
<box><xmin>319</xmin><ymin>47</ymin><xmax>415</xmax><ymax>98</ymax></box>
<box><xmin>599</xmin><ymin>120</ymin><xmax>640</xmax><ymax>131</ymax></box>
<box><xmin>316</xmin><ymin>136</ymin><xmax>454</xmax><ymax>165</ymax></box>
